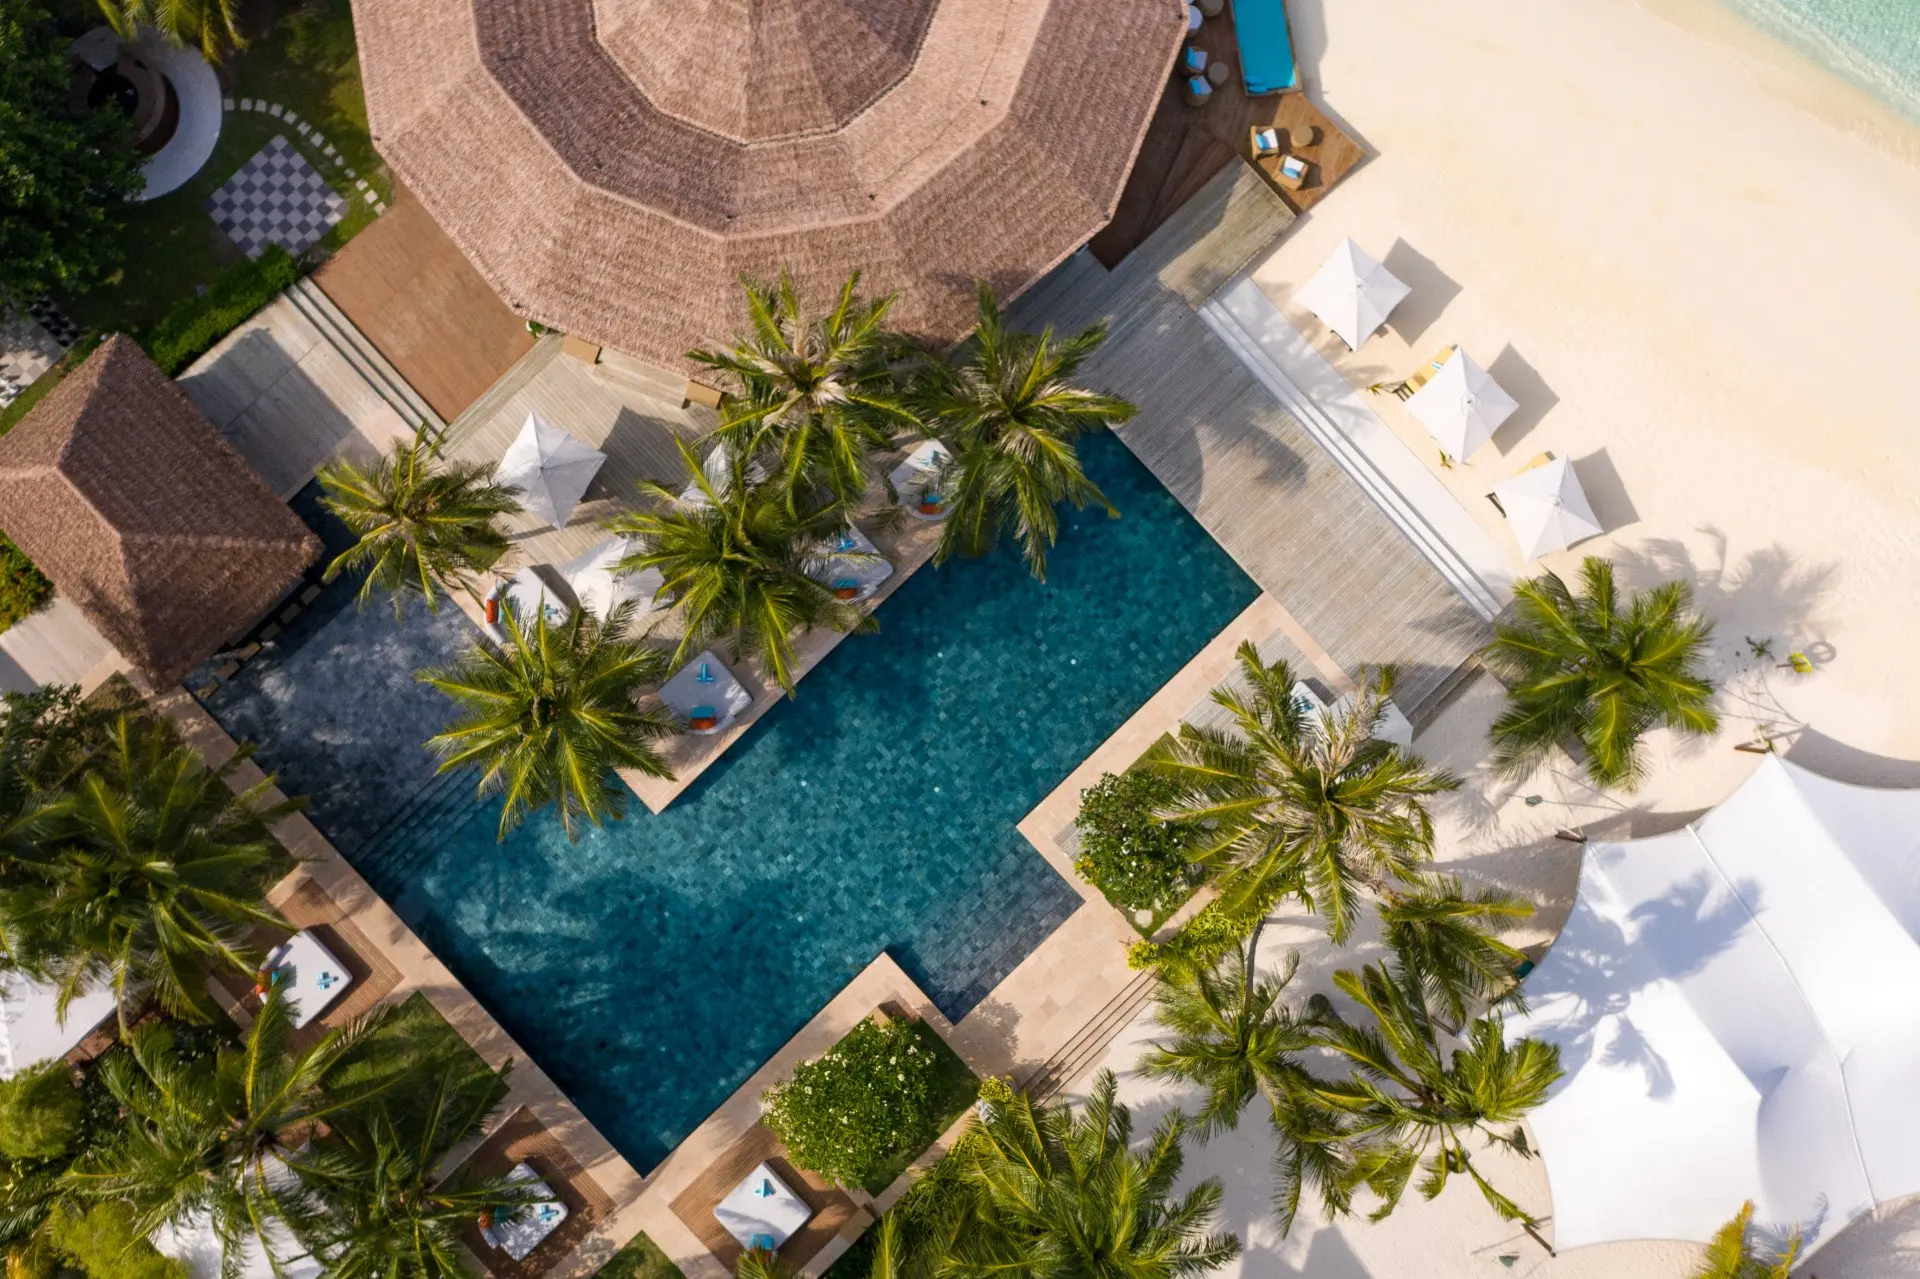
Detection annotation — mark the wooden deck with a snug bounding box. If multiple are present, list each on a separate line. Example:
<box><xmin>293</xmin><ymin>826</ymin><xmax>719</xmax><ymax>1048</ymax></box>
<box><xmin>1012</xmin><ymin>165</ymin><xmax>1487</xmax><ymax>721</ymax></box>
<box><xmin>435</xmin><ymin>339</ymin><xmax>948</xmax><ymax>812</ymax></box>
<box><xmin>666</xmin><ymin>1123</ymin><xmax>862</xmax><ymax>1271</ymax></box>
<box><xmin>457</xmin><ymin>1107</ymin><xmax>618</xmax><ymax>1279</ymax></box>
<box><xmin>1089</xmin><ymin>6</ymin><xmax>1365</xmax><ymax>268</ymax></box>
<box><xmin>313</xmin><ymin>185</ymin><xmax>535</xmax><ymax>422</ymax></box>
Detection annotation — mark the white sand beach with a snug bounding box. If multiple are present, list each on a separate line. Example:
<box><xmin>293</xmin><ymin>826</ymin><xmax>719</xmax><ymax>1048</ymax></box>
<box><xmin>1085</xmin><ymin>2</ymin><xmax>1920</xmax><ymax>1276</ymax></box>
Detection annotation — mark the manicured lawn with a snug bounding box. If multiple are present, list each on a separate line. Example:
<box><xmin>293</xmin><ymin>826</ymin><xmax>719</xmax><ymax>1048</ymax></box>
<box><xmin>859</xmin><ymin>1022</ymin><xmax>979</xmax><ymax>1196</ymax></box>
<box><xmin>61</xmin><ymin>0</ymin><xmax>389</xmax><ymax>336</ymax></box>
<box><xmin>592</xmin><ymin>1232</ymin><xmax>686</xmax><ymax>1279</ymax></box>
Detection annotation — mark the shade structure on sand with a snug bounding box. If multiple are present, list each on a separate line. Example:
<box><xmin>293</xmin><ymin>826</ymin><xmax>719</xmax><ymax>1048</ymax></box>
<box><xmin>497</xmin><ymin>413</ymin><xmax>606</xmax><ymax>528</ymax></box>
<box><xmin>560</xmin><ymin>535</ymin><xmax>665</xmax><ymax>619</ymax></box>
<box><xmin>1405</xmin><ymin>348</ymin><xmax>1516</xmax><ymax>458</ymax></box>
<box><xmin>1506</xmin><ymin>755</ymin><xmax>1920</xmax><ymax>1255</ymax></box>
<box><xmin>1492</xmin><ymin>456</ymin><xmax>1601</xmax><ymax>560</ymax></box>
<box><xmin>350</xmin><ymin>0</ymin><xmax>1185</xmax><ymax>369</ymax></box>
<box><xmin>1293</xmin><ymin>237</ymin><xmax>1410</xmax><ymax>349</ymax></box>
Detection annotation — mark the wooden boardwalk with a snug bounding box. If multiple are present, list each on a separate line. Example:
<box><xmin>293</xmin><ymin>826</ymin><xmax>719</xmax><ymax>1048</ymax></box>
<box><xmin>1012</xmin><ymin>165</ymin><xmax>1486</xmax><ymax>722</ymax></box>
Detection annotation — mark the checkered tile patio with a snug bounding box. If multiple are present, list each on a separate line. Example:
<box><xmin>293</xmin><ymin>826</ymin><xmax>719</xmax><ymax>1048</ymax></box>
<box><xmin>207</xmin><ymin>135</ymin><xmax>348</xmax><ymax>259</ymax></box>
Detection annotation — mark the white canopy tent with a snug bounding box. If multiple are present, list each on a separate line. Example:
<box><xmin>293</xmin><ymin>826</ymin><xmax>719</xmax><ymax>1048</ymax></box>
<box><xmin>1293</xmin><ymin>237</ymin><xmax>1410</xmax><ymax>350</ymax></box>
<box><xmin>1491</xmin><ymin>456</ymin><xmax>1602</xmax><ymax>560</ymax></box>
<box><xmin>1506</xmin><ymin>755</ymin><xmax>1920</xmax><ymax>1255</ymax></box>
<box><xmin>1405</xmin><ymin>348</ymin><xmax>1517</xmax><ymax>459</ymax></box>
<box><xmin>496</xmin><ymin>413</ymin><xmax>606</xmax><ymax>528</ymax></box>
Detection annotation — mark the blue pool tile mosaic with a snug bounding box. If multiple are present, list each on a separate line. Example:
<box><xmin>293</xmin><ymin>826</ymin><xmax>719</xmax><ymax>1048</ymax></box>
<box><xmin>204</xmin><ymin>431</ymin><xmax>1257</xmax><ymax>1171</ymax></box>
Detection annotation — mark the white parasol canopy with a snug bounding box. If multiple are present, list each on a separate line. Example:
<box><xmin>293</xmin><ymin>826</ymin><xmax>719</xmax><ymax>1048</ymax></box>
<box><xmin>1506</xmin><ymin>755</ymin><xmax>1920</xmax><ymax>1256</ymax></box>
<box><xmin>1404</xmin><ymin>348</ymin><xmax>1516</xmax><ymax>459</ymax></box>
<box><xmin>1491</xmin><ymin>456</ymin><xmax>1602</xmax><ymax>560</ymax></box>
<box><xmin>560</xmin><ymin>535</ymin><xmax>665</xmax><ymax>619</ymax></box>
<box><xmin>496</xmin><ymin>413</ymin><xmax>606</xmax><ymax>528</ymax></box>
<box><xmin>1293</xmin><ymin>237</ymin><xmax>1410</xmax><ymax>350</ymax></box>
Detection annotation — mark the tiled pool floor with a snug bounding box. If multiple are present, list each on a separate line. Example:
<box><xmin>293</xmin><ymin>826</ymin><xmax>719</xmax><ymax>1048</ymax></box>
<box><xmin>205</xmin><ymin>432</ymin><xmax>1257</xmax><ymax>1170</ymax></box>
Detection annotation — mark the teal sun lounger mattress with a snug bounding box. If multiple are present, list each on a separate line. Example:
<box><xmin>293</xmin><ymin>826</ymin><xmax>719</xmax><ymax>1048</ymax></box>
<box><xmin>1230</xmin><ymin>0</ymin><xmax>1300</xmax><ymax>95</ymax></box>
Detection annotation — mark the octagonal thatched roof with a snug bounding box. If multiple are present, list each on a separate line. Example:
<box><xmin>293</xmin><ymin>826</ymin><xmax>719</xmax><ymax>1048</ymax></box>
<box><xmin>351</xmin><ymin>0</ymin><xmax>1184</xmax><ymax>367</ymax></box>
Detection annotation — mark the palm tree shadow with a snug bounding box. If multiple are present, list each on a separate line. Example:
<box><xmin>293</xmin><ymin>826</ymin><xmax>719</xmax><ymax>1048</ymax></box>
<box><xmin>1518</xmin><ymin>863</ymin><xmax>1755</xmax><ymax>1088</ymax></box>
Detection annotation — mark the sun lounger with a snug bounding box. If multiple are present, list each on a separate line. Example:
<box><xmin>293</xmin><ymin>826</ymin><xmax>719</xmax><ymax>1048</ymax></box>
<box><xmin>499</xmin><ymin>566</ymin><xmax>572</xmax><ymax>629</ymax></box>
<box><xmin>258</xmin><ymin>930</ymin><xmax>354</xmax><ymax>1030</ymax></box>
<box><xmin>804</xmin><ymin>525</ymin><xmax>892</xmax><ymax>601</ymax></box>
<box><xmin>658</xmin><ymin>650</ymin><xmax>753</xmax><ymax>735</ymax></box>
<box><xmin>481</xmin><ymin>1163</ymin><xmax>568</xmax><ymax>1262</ymax></box>
<box><xmin>1291</xmin><ymin>679</ymin><xmax>1415</xmax><ymax>751</ymax></box>
<box><xmin>714</xmin><ymin>1162</ymin><xmax>813</xmax><ymax>1252</ymax></box>
<box><xmin>888</xmin><ymin>440</ymin><xmax>953</xmax><ymax>520</ymax></box>
<box><xmin>1229</xmin><ymin>0</ymin><xmax>1300</xmax><ymax>95</ymax></box>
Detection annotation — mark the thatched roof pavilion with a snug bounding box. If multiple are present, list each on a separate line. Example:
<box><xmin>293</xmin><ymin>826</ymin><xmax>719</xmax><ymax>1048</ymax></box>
<box><xmin>0</xmin><ymin>336</ymin><xmax>320</xmax><ymax>686</ymax></box>
<box><xmin>350</xmin><ymin>0</ymin><xmax>1184</xmax><ymax>368</ymax></box>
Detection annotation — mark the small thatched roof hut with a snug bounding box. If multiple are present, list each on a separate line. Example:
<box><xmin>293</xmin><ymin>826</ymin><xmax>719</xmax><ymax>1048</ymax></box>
<box><xmin>0</xmin><ymin>336</ymin><xmax>320</xmax><ymax>686</ymax></box>
<box><xmin>350</xmin><ymin>0</ymin><xmax>1184</xmax><ymax>368</ymax></box>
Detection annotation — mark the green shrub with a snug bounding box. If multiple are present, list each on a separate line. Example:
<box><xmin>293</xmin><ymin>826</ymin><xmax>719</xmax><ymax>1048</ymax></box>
<box><xmin>48</xmin><ymin>1204</ymin><xmax>188</xmax><ymax>1279</ymax></box>
<box><xmin>0</xmin><ymin>534</ymin><xmax>52</xmax><ymax>631</ymax></box>
<box><xmin>1074</xmin><ymin>770</ymin><xmax>1198</xmax><ymax>916</ymax></box>
<box><xmin>762</xmin><ymin>1016</ymin><xmax>962</xmax><ymax>1189</ymax></box>
<box><xmin>143</xmin><ymin>246</ymin><xmax>303</xmax><ymax>375</ymax></box>
<box><xmin>0</xmin><ymin>1060</ymin><xmax>82</xmax><ymax>1160</ymax></box>
<box><xmin>1127</xmin><ymin>882</ymin><xmax>1285</xmax><ymax>973</ymax></box>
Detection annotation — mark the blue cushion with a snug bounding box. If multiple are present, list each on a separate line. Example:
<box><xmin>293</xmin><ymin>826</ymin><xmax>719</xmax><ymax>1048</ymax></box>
<box><xmin>689</xmin><ymin>705</ymin><xmax>716</xmax><ymax>719</ymax></box>
<box><xmin>750</xmin><ymin>1235</ymin><xmax>777</xmax><ymax>1251</ymax></box>
<box><xmin>1233</xmin><ymin>0</ymin><xmax>1300</xmax><ymax>94</ymax></box>
<box><xmin>1182</xmin><ymin>47</ymin><xmax>1205</xmax><ymax>72</ymax></box>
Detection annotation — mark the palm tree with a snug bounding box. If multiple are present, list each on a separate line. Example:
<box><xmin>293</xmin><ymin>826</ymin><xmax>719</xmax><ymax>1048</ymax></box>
<box><xmin>284</xmin><ymin>1055</ymin><xmax>539</xmax><ymax>1279</ymax></box>
<box><xmin>942</xmin><ymin>1071</ymin><xmax>1239</xmax><ymax>1278</ymax></box>
<box><xmin>1143</xmin><ymin>643</ymin><xmax>1459</xmax><ymax>944</ymax></box>
<box><xmin>1691</xmin><ymin>1202</ymin><xmax>1798</xmax><ymax>1279</ymax></box>
<box><xmin>418</xmin><ymin>600</ymin><xmax>677</xmax><ymax>841</ymax></box>
<box><xmin>735</xmin><ymin>1250</ymin><xmax>799</xmax><ymax>1279</ymax></box>
<box><xmin>1483</xmin><ymin>556</ymin><xmax>1718</xmax><ymax>791</ymax></box>
<box><xmin>1377</xmin><ymin>878</ymin><xmax>1533</xmax><ymax>1031</ymax></box>
<box><xmin>0</xmin><ymin>716</ymin><xmax>297</xmax><ymax>1024</ymax></box>
<box><xmin>318</xmin><ymin>429</ymin><xmax>523</xmax><ymax>619</ymax></box>
<box><xmin>98</xmin><ymin>0</ymin><xmax>243</xmax><ymax>62</ymax></box>
<box><xmin>65</xmin><ymin>990</ymin><xmax>423</xmax><ymax>1263</ymax></box>
<box><xmin>607</xmin><ymin>438</ymin><xmax>873</xmax><ymax>694</ymax></box>
<box><xmin>915</xmin><ymin>283</ymin><xmax>1135</xmax><ymax>581</ymax></box>
<box><xmin>1139</xmin><ymin>944</ymin><xmax>1355</xmax><ymax>1236</ymax></box>
<box><xmin>692</xmin><ymin>273</ymin><xmax>916</xmax><ymax>513</ymax></box>
<box><xmin>1306</xmin><ymin>964</ymin><xmax>1560</xmax><ymax>1249</ymax></box>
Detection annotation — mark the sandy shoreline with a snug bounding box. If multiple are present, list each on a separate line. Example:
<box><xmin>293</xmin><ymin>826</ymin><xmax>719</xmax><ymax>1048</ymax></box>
<box><xmin>1078</xmin><ymin>1</ymin><xmax>1920</xmax><ymax>1276</ymax></box>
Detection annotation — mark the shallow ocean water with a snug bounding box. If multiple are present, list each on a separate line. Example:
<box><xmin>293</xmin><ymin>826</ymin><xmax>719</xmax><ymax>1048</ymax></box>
<box><xmin>1721</xmin><ymin>0</ymin><xmax>1920</xmax><ymax>122</ymax></box>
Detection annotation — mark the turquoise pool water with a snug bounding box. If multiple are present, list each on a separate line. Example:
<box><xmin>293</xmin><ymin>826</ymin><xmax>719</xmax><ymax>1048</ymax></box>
<box><xmin>217</xmin><ymin>432</ymin><xmax>1256</xmax><ymax>1171</ymax></box>
<box><xmin>1721</xmin><ymin>0</ymin><xmax>1920</xmax><ymax>121</ymax></box>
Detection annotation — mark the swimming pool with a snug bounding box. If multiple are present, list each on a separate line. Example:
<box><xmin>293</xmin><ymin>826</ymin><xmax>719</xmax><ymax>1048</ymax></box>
<box><xmin>206</xmin><ymin>432</ymin><xmax>1256</xmax><ymax>1170</ymax></box>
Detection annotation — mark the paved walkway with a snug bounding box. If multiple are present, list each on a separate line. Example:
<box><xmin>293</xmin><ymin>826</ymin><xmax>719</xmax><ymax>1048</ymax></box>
<box><xmin>0</xmin><ymin>596</ymin><xmax>122</xmax><ymax>694</ymax></box>
<box><xmin>178</xmin><ymin>279</ymin><xmax>434</xmax><ymax>500</ymax></box>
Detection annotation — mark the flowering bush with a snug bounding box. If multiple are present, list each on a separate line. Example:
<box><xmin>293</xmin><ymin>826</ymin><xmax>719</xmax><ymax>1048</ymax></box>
<box><xmin>762</xmin><ymin>1016</ymin><xmax>950</xmax><ymax>1188</ymax></box>
<box><xmin>1074</xmin><ymin>770</ymin><xmax>1198</xmax><ymax>915</ymax></box>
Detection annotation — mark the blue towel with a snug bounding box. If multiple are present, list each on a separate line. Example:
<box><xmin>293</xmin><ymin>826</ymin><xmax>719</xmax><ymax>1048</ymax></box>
<box><xmin>750</xmin><ymin>1235</ymin><xmax>777</xmax><ymax>1251</ymax></box>
<box><xmin>696</xmin><ymin>662</ymin><xmax>714</xmax><ymax>683</ymax></box>
<box><xmin>831</xmin><ymin>579</ymin><xmax>859</xmax><ymax>591</ymax></box>
<box><xmin>690</xmin><ymin>705</ymin><xmax>716</xmax><ymax>720</ymax></box>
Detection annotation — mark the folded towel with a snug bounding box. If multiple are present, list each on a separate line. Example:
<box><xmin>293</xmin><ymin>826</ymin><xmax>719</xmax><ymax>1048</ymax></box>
<box><xmin>696</xmin><ymin>662</ymin><xmax>714</xmax><ymax>683</ymax></box>
<box><xmin>690</xmin><ymin>705</ymin><xmax>716</xmax><ymax>719</ymax></box>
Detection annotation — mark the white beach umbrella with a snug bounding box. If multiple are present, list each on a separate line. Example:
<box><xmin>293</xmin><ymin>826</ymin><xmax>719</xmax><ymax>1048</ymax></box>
<box><xmin>1492</xmin><ymin>456</ymin><xmax>1602</xmax><ymax>560</ymax></box>
<box><xmin>496</xmin><ymin>413</ymin><xmax>606</xmax><ymax>528</ymax></box>
<box><xmin>1404</xmin><ymin>348</ymin><xmax>1517</xmax><ymax>459</ymax></box>
<box><xmin>560</xmin><ymin>535</ymin><xmax>665</xmax><ymax>619</ymax></box>
<box><xmin>1293</xmin><ymin>237</ymin><xmax>1410</xmax><ymax>349</ymax></box>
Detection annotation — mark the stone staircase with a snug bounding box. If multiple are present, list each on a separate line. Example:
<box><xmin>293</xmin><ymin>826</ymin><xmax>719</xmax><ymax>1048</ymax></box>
<box><xmin>1018</xmin><ymin>968</ymin><xmax>1157</xmax><ymax>1105</ymax></box>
